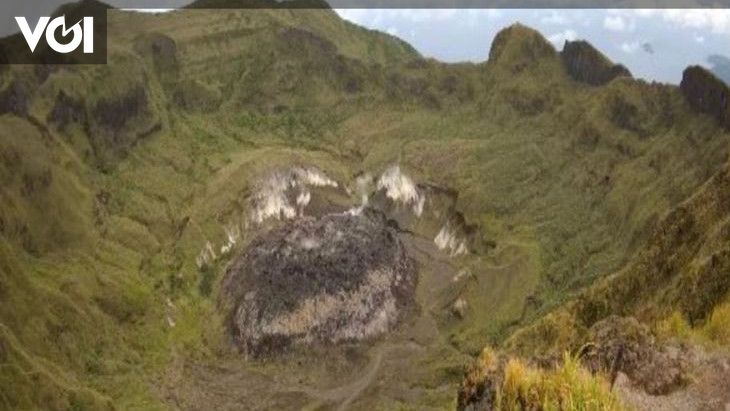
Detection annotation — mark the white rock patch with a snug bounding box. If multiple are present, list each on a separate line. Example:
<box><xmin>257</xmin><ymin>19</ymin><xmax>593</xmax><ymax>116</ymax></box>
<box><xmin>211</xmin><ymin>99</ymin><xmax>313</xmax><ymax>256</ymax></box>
<box><xmin>377</xmin><ymin>165</ymin><xmax>425</xmax><ymax>216</ymax></box>
<box><xmin>250</xmin><ymin>167</ymin><xmax>338</xmax><ymax>224</ymax></box>
<box><xmin>435</xmin><ymin>225</ymin><xmax>467</xmax><ymax>257</ymax></box>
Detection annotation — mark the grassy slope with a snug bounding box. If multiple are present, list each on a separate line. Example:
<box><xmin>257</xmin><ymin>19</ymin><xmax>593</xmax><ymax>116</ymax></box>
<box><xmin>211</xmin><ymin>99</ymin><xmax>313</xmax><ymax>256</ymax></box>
<box><xmin>0</xmin><ymin>7</ymin><xmax>729</xmax><ymax>410</ymax></box>
<box><xmin>506</xmin><ymin>157</ymin><xmax>730</xmax><ymax>357</ymax></box>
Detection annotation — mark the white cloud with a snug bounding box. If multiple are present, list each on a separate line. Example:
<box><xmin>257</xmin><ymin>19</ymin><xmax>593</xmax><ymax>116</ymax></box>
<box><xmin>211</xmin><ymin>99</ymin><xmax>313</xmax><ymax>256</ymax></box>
<box><xmin>693</xmin><ymin>33</ymin><xmax>706</xmax><ymax>43</ymax></box>
<box><xmin>658</xmin><ymin>9</ymin><xmax>730</xmax><ymax>34</ymax></box>
<box><xmin>615</xmin><ymin>9</ymin><xmax>730</xmax><ymax>35</ymax></box>
<box><xmin>633</xmin><ymin>9</ymin><xmax>658</xmax><ymax>18</ymax></box>
<box><xmin>463</xmin><ymin>9</ymin><xmax>502</xmax><ymax>27</ymax></box>
<box><xmin>391</xmin><ymin>9</ymin><xmax>458</xmax><ymax>23</ymax></box>
<box><xmin>620</xmin><ymin>41</ymin><xmax>641</xmax><ymax>54</ymax></box>
<box><xmin>541</xmin><ymin>11</ymin><xmax>569</xmax><ymax>25</ymax></box>
<box><xmin>604</xmin><ymin>15</ymin><xmax>627</xmax><ymax>32</ymax></box>
<box><xmin>603</xmin><ymin>9</ymin><xmax>730</xmax><ymax>36</ymax></box>
<box><xmin>547</xmin><ymin>29</ymin><xmax>578</xmax><ymax>47</ymax></box>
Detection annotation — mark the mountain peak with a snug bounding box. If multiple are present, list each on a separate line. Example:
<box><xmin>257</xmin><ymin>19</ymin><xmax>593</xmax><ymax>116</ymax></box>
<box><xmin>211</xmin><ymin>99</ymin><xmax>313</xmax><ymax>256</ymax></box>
<box><xmin>488</xmin><ymin>23</ymin><xmax>557</xmax><ymax>71</ymax></box>
<box><xmin>681</xmin><ymin>65</ymin><xmax>730</xmax><ymax>130</ymax></box>
<box><xmin>561</xmin><ymin>40</ymin><xmax>632</xmax><ymax>86</ymax></box>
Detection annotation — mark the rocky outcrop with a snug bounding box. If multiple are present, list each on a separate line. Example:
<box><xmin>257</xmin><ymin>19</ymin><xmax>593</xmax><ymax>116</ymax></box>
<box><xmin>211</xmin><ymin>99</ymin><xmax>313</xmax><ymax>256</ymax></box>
<box><xmin>133</xmin><ymin>32</ymin><xmax>179</xmax><ymax>75</ymax></box>
<box><xmin>87</xmin><ymin>84</ymin><xmax>159</xmax><ymax>169</ymax></box>
<box><xmin>457</xmin><ymin>316</ymin><xmax>693</xmax><ymax>410</ymax></box>
<box><xmin>0</xmin><ymin>81</ymin><xmax>28</xmax><ymax>116</ymax></box>
<box><xmin>47</xmin><ymin>91</ymin><xmax>86</xmax><ymax>131</ymax></box>
<box><xmin>92</xmin><ymin>86</ymin><xmax>148</xmax><ymax>133</ymax></box>
<box><xmin>708</xmin><ymin>54</ymin><xmax>730</xmax><ymax>86</ymax></box>
<box><xmin>561</xmin><ymin>40</ymin><xmax>631</xmax><ymax>86</ymax></box>
<box><xmin>220</xmin><ymin>208</ymin><xmax>417</xmax><ymax>358</ymax></box>
<box><xmin>580</xmin><ymin>316</ymin><xmax>689</xmax><ymax>395</ymax></box>
<box><xmin>680</xmin><ymin>65</ymin><xmax>730</xmax><ymax>130</ymax></box>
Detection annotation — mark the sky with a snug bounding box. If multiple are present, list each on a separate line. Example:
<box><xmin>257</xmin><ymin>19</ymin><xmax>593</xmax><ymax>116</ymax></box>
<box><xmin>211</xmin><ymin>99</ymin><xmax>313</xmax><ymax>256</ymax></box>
<box><xmin>334</xmin><ymin>9</ymin><xmax>730</xmax><ymax>84</ymax></box>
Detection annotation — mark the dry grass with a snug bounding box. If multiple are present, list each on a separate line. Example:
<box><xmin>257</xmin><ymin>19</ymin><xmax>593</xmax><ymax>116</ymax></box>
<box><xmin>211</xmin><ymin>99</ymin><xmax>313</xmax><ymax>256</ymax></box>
<box><xmin>498</xmin><ymin>353</ymin><xmax>624</xmax><ymax>411</ymax></box>
<box><xmin>656</xmin><ymin>312</ymin><xmax>693</xmax><ymax>341</ymax></box>
<box><xmin>464</xmin><ymin>348</ymin><xmax>625</xmax><ymax>411</ymax></box>
<box><xmin>703</xmin><ymin>302</ymin><xmax>730</xmax><ymax>345</ymax></box>
<box><xmin>656</xmin><ymin>300</ymin><xmax>730</xmax><ymax>347</ymax></box>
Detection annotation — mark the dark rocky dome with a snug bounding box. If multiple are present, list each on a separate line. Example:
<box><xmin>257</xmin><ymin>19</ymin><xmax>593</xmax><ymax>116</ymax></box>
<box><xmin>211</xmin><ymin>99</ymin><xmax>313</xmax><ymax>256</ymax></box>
<box><xmin>220</xmin><ymin>208</ymin><xmax>417</xmax><ymax>358</ymax></box>
<box><xmin>681</xmin><ymin>65</ymin><xmax>730</xmax><ymax>130</ymax></box>
<box><xmin>561</xmin><ymin>40</ymin><xmax>632</xmax><ymax>86</ymax></box>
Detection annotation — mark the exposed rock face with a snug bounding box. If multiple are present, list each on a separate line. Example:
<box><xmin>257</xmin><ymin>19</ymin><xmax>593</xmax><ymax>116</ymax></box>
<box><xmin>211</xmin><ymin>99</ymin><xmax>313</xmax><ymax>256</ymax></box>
<box><xmin>561</xmin><ymin>40</ymin><xmax>631</xmax><ymax>86</ymax></box>
<box><xmin>708</xmin><ymin>54</ymin><xmax>730</xmax><ymax>86</ymax></box>
<box><xmin>47</xmin><ymin>91</ymin><xmax>86</xmax><ymax>131</ymax></box>
<box><xmin>457</xmin><ymin>316</ymin><xmax>690</xmax><ymax>410</ymax></box>
<box><xmin>248</xmin><ymin>166</ymin><xmax>341</xmax><ymax>224</ymax></box>
<box><xmin>220</xmin><ymin>208</ymin><xmax>417</xmax><ymax>358</ymax></box>
<box><xmin>0</xmin><ymin>81</ymin><xmax>28</xmax><ymax>116</ymax></box>
<box><xmin>89</xmin><ymin>84</ymin><xmax>160</xmax><ymax>168</ymax></box>
<box><xmin>581</xmin><ymin>316</ymin><xmax>688</xmax><ymax>395</ymax></box>
<box><xmin>133</xmin><ymin>32</ymin><xmax>179</xmax><ymax>74</ymax></box>
<box><xmin>680</xmin><ymin>65</ymin><xmax>730</xmax><ymax>130</ymax></box>
<box><xmin>92</xmin><ymin>86</ymin><xmax>148</xmax><ymax>133</ymax></box>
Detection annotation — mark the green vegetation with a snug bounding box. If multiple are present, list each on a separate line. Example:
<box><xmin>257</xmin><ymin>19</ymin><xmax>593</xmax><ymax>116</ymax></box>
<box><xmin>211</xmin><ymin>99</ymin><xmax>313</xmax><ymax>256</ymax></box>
<box><xmin>657</xmin><ymin>300</ymin><xmax>730</xmax><ymax>348</ymax></box>
<box><xmin>461</xmin><ymin>348</ymin><xmax>624</xmax><ymax>411</ymax></box>
<box><xmin>506</xmin><ymin>157</ymin><xmax>730</xmax><ymax>358</ymax></box>
<box><xmin>1</xmin><ymin>3</ymin><xmax>729</xmax><ymax>410</ymax></box>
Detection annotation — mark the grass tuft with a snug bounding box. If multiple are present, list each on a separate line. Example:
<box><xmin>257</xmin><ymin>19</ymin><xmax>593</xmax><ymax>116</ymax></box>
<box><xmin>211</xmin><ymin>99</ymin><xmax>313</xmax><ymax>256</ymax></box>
<box><xmin>656</xmin><ymin>300</ymin><xmax>730</xmax><ymax>347</ymax></box>
<box><xmin>504</xmin><ymin>353</ymin><xmax>623</xmax><ymax>411</ymax></box>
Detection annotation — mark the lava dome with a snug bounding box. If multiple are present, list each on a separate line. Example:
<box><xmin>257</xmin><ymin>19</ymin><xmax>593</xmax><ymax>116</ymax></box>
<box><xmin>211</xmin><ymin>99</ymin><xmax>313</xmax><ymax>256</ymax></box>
<box><xmin>220</xmin><ymin>208</ymin><xmax>417</xmax><ymax>358</ymax></box>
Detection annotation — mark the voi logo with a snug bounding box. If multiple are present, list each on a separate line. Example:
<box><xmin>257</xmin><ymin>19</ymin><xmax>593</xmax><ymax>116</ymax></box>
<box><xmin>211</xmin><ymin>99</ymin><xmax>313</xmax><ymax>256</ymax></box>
<box><xmin>14</xmin><ymin>16</ymin><xmax>94</xmax><ymax>54</ymax></box>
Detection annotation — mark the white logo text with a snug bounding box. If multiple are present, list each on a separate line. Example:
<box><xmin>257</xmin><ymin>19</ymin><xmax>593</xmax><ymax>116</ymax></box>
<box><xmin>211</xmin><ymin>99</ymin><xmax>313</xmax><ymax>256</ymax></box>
<box><xmin>15</xmin><ymin>16</ymin><xmax>94</xmax><ymax>54</ymax></box>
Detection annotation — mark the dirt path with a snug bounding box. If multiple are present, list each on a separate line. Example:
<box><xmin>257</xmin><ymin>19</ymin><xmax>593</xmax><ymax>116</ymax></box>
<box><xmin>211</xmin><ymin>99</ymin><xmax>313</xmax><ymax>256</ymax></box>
<box><xmin>284</xmin><ymin>341</ymin><xmax>424</xmax><ymax>410</ymax></box>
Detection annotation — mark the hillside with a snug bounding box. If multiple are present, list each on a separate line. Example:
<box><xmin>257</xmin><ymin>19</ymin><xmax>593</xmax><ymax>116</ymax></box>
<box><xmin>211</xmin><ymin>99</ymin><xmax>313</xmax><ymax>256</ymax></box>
<box><xmin>1</xmin><ymin>3</ymin><xmax>730</xmax><ymax>410</ymax></box>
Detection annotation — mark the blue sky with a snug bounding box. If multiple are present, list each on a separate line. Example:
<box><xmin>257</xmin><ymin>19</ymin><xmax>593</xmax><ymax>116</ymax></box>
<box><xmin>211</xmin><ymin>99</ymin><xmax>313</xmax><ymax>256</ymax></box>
<box><xmin>335</xmin><ymin>9</ymin><xmax>730</xmax><ymax>84</ymax></box>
